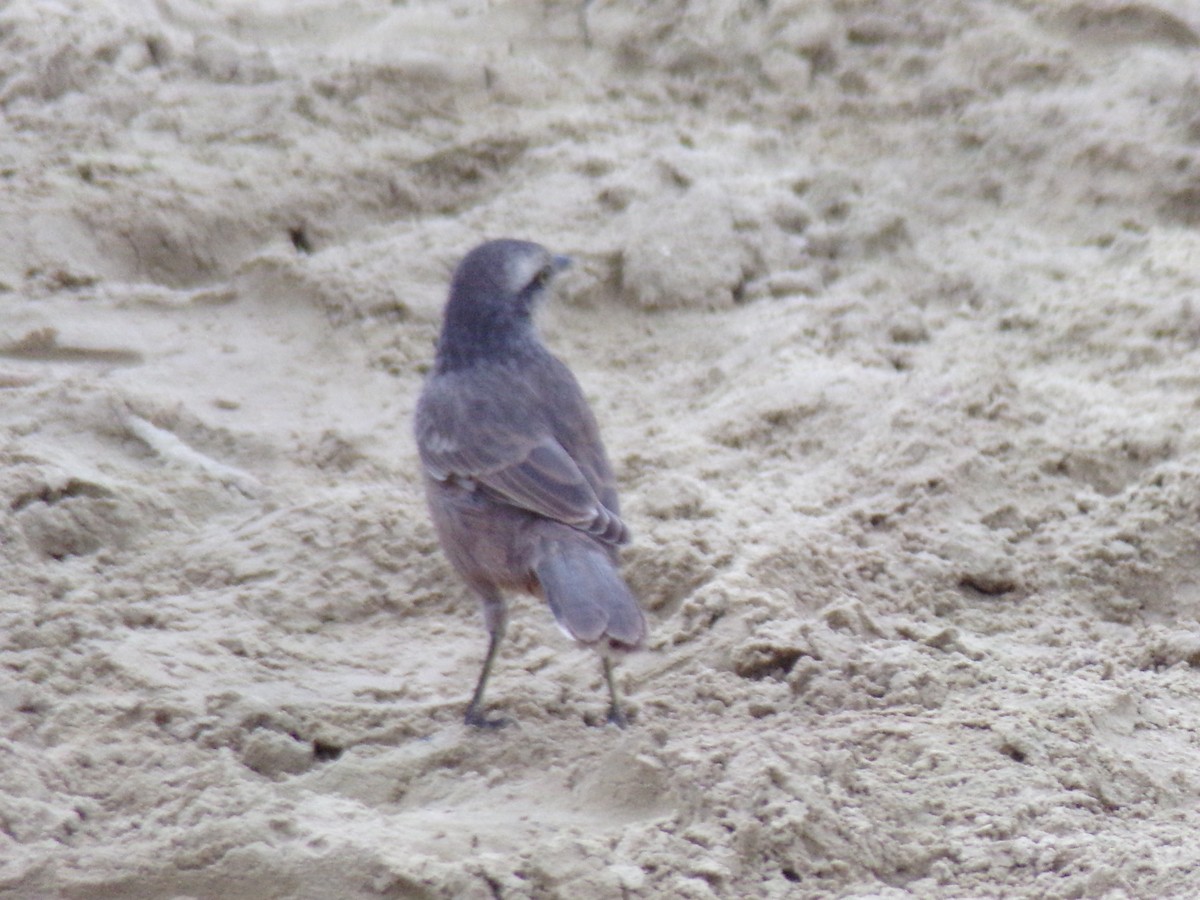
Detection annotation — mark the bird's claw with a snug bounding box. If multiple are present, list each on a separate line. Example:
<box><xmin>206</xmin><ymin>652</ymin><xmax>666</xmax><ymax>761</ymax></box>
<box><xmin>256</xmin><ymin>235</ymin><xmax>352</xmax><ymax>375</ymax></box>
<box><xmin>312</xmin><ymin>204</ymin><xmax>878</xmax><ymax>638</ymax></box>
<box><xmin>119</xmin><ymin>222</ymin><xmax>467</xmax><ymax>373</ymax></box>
<box><xmin>606</xmin><ymin>705</ymin><xmax>630</xmax><ymax>728</ymax></box>
<box><xmin>464</xmin><ymin>706</ymin><xmax>511</xmax><ymax>729</ymax></box>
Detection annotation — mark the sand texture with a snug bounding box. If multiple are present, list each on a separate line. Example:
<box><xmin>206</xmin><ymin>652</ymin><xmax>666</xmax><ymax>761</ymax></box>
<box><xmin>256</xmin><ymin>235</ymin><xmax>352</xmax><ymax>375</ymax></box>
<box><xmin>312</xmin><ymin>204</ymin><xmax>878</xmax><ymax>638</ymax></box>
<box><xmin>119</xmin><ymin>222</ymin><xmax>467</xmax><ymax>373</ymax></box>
<box><xmin>3</xmin><ymin>0</ymin><xmax>1200</xmax><ymax>896</ymax></box>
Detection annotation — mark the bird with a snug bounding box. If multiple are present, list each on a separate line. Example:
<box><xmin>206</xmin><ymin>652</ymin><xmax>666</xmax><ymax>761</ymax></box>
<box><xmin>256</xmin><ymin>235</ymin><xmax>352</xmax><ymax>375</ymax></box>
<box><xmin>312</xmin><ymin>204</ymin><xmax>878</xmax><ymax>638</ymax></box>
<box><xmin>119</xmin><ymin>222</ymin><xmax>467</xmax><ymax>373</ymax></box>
<box><xmin>414</xmin><ymin>239</ymin><xmax>647</xmax><ymax>727</ymax></box>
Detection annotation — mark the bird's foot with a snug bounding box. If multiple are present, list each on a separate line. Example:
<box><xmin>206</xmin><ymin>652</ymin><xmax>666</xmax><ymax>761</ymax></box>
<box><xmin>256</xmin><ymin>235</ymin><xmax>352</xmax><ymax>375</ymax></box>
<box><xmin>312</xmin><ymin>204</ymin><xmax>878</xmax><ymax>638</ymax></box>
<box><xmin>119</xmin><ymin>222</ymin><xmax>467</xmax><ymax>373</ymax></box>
<box><xmin>464</xmin><ymin>705</ymin><xmax>511</xmax><ymax>729</ymax></box>
<box><xmin>605</xmin><ymin>704</ymin><xmax>630</xmax><ymax>729</ymax></box>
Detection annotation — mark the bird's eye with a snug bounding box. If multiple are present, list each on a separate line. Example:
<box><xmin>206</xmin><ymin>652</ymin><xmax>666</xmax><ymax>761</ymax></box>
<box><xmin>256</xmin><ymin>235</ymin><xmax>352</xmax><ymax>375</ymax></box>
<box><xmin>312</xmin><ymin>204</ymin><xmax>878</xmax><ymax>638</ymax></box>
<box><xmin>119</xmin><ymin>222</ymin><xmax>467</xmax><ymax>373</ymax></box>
<box><xmin>531</xmin><ymin>266</ymin><xmax>551</xmax><ymax>289</ymax></box>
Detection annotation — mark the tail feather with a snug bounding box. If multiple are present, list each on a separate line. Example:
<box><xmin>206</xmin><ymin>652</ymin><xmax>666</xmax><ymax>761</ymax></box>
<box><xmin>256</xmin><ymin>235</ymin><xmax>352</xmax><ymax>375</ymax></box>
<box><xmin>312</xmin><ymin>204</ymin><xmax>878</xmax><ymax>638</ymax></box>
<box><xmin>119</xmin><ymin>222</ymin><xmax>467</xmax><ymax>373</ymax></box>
<box><xmin>534</xmin><ymin>541</ymin><xmax>646</xmax><ymax>649</ymax></box>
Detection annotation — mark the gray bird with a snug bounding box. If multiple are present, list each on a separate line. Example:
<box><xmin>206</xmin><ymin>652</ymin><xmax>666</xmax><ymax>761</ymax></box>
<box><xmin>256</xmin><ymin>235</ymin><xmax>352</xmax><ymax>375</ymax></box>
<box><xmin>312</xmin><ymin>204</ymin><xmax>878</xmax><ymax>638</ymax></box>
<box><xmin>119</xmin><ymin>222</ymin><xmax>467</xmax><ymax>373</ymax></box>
<box><xmin>414</xmin><ymin>239</ymin><xmax>647</xmax><ymax>727</ymax></box>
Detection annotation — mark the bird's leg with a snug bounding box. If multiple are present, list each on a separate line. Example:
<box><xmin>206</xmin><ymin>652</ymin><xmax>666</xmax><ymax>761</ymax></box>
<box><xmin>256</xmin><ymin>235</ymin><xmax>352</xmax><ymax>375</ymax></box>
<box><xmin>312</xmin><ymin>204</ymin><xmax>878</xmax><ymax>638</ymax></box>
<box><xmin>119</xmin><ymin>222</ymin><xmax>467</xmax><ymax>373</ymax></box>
<box><xmin>465</xmin><ymin>595</ymin><xmax>509</xmax><ymax>728</ymax></box>
<box><xmin>603</xmin><ymin>656</ymin><xmax>630</xmax><ymax>728</ymax></box>
<box><xmin>579</xmin><ymin>0</ymin><xmax>595</xmax><ymax>48</ymax></box>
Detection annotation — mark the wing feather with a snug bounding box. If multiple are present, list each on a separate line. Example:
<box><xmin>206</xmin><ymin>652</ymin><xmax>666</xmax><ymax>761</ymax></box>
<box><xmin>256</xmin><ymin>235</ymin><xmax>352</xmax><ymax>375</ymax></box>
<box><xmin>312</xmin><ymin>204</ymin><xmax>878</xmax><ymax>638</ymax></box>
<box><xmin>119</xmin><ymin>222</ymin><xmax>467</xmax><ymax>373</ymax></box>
<box><xmin>415</xmin><ymin>368</ymin><xmax>628</xmax><ymax>544</ymax></box>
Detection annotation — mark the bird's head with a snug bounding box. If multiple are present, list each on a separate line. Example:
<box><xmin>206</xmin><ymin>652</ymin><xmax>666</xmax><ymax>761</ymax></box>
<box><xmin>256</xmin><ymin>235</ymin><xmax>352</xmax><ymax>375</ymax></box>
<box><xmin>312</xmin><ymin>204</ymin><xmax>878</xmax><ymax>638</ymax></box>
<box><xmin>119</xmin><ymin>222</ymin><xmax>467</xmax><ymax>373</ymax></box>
<box><xmin>436</xmin><ymin>239</ymin><xmax>572</xmax><ymax>369</ymax></box>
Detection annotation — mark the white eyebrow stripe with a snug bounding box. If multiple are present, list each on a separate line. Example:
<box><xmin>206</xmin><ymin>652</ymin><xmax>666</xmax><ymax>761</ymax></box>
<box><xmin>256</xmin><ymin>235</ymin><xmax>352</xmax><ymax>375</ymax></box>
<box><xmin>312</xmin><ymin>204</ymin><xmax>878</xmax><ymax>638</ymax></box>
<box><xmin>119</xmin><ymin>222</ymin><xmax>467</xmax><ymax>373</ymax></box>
<box><xmin>505</xmin><ymin>250</ymin><xmax>546</xmax><ymax>293</ymax></box>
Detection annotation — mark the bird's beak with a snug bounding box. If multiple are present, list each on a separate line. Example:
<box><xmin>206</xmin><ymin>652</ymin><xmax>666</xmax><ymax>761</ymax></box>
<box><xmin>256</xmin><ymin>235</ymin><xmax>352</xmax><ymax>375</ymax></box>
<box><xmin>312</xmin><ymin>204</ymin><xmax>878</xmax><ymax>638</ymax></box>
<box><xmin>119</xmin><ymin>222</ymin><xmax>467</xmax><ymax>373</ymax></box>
<box><xmin>552</xmin><ymin>254</ymin><xmax>573</xmax><ymax>274</ymax></box>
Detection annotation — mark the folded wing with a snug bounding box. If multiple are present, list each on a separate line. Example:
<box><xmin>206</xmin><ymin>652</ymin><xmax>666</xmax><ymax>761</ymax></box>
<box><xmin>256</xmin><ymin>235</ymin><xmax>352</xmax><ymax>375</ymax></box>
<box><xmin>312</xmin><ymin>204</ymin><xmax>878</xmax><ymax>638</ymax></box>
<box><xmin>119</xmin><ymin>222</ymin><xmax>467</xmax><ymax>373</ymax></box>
<box><xmin>416</xmin><ymin>379</ymin><xmax>629</xmax><ymax>545</ymax></box>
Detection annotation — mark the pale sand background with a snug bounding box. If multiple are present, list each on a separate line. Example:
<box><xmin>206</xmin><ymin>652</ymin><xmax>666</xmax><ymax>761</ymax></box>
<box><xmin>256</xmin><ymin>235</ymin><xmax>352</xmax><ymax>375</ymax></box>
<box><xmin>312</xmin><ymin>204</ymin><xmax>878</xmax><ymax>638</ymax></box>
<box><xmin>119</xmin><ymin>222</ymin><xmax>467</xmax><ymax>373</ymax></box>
<box><xmin>3</xmin><ymin>0</ymin><xmax>1200</xmax><ymax>897</ymax></box>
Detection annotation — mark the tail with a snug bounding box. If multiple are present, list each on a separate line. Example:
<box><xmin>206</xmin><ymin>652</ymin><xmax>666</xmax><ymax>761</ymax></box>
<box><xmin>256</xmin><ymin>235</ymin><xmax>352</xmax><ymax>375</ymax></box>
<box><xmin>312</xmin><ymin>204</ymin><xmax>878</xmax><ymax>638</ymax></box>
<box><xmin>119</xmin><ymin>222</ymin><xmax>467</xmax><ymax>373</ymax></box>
<box><xmin>533</xmin><ymin>538</ymin><xmax>646</xmax><ymax>650</ymax></box>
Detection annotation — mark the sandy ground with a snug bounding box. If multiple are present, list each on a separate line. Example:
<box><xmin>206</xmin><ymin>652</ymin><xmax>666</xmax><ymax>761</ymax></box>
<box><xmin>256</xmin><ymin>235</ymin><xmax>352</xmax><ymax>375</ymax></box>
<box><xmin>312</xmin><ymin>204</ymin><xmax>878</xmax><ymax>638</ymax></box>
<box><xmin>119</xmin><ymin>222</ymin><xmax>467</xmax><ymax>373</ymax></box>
<box><xmin>3</xmin><ymin>0</ymin><xmax>1200</xmax><ymax>896</ymax></box>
